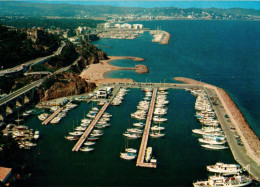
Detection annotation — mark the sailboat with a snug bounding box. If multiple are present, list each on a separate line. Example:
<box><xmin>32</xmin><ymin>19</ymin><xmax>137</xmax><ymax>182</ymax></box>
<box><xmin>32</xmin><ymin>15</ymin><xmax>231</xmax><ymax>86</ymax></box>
<box><xmin>120</xmin><ymin>139</ymin><xmax>137</xmax><ymax>160</ymax></box>
<box><xmin>150</xmin><ymin>117</ymin><xmax>165</xmax><ymax>138</ymax></box>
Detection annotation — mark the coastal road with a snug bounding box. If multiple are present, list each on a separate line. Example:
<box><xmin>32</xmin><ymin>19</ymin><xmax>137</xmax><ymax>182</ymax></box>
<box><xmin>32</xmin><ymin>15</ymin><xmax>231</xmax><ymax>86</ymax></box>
<box><xmin>0</xmin><ymin>41</ymin><xmax>66</xmax><ymax>77</ymax></box>
<box><xmin>204</xmin><ymin>87</ymin><xmax>260</xmax><ymax>181</ymax></box>
<box><xmin>0</xmin><ymin>79</ymin><xmax>44</xmax><ymax>106</ymax></box>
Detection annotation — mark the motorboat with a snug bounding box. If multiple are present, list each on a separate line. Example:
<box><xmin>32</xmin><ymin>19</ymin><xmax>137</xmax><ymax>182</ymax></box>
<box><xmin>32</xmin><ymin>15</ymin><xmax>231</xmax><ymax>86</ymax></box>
<box><xmin>151</xmin><ymin>125</ymin><xmax>165</xmax><ymax>131</ymax></box>
<box><xmin>120</xmin><ymin>152</ymin><xmax>136</xmax><ymax>160</ymax></box>
<box><xmin>198</xmin><ymin>138</ymin><xmax>226</xmax><ymax>145</ymax></box>
<box><xmin>207</xmin><ymin>162</ymin><xmax>242</xmax><ymax>175</ymax></box>
<box><xmin>34</xmin><ymin>131</ymin><xmax>40</xmax><ymax>140</ymax></box>
<box><xmin>193</xmin><ymin>174</ymin><xmax>252</xmax><ymax>187</ymax></box>
<box><xmin>123</xmin><ymin>132</ymin><xmax>141</xmax><ymax>139</ymax></box>
<box><xmin>127</xmin><ymin>128</ymin><xmax>143</xmax><ymax>134</ymax></box>
<box><xmin>133</xmin><ymin>122</ymin><xmax>145</xmax><ymax>128</ymax></box>
<box><xmin>201</xmin><ymin>144</ymin><xmax>228</xmax><ymax>150</ymax></box>
<box><xmin>153</xmin><ymin>116</ymin><xmax>167</xmax><ymax>122</ymax></box>
<box><xmin>145</xmin><ymin>147</ymin><xmax>152</xmax><ymax>162</ymax></box>
<box><xmin>84</xmin><ymin>141</ymin><xmax>96</xmax><ymax>146</ymax></box>
<box><xmin>125</xmin><ymin>148</ymin><xmax>137</xmax><ymax>154</ymax></box>
<box><xmin>65</xmin><ymin>136</ymin><xmax>79</xmax><ymax>141</ymax></box>
<box><xmin>69</xmin><ymin>131</ymin><xmax>83</xmax><ymax>136</ymax></box>
<box><xmin>150</xmin><ymin>132</ymin><xmax>165</xmax><ymax>138</ymax></box>
<box><xmin>38</xmin><ymin>113</ymin><xmax>49</xmax><ymax>121</ymax></box>
<box><xmin>80</xmin><ymin>147</ymin><xmax>94</xmax><ymax>152</ymax></box>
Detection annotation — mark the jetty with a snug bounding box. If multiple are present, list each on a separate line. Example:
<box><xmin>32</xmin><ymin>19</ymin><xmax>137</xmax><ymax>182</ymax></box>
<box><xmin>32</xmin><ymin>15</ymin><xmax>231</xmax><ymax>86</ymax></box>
<box><xmin>72</xmin><ymin>101</ymin><xmax>110</xmax><ymax>151</ymax></box>
<box><xmin>42</xmin><ymin>107</ymin><xmax>63</xmax><ymax>125</ymax></box>
<box><xmin>72</xmin><ymin>86</ymin><xmax>121</xmax><ymax>152</ymax></box>
<box><xmin>136</xmin><ymin>88</ymin><xmax>157</xmax><ymax>168</ymax></box>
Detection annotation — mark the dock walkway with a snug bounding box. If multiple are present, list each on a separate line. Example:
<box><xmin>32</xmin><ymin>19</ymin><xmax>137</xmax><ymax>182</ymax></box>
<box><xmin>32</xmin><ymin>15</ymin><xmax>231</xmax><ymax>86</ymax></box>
<box><xmin>136</xmin><ymin>88</ymin><xmax>157</xmax><ymax>168</ymax></box>
<box><xmin>72</xmin><ymin>102</ymin><xmax>110</xmax><ymax>152</ymax></box>
<box><xmin>42</xmin><ymin>107</ymin><xmax>63</xmax><ymax>125</ymax></box>
<box><xmin>72</xmin><ymin>86</ymin><xmax>121</xmax><ymax>152</ymax></box>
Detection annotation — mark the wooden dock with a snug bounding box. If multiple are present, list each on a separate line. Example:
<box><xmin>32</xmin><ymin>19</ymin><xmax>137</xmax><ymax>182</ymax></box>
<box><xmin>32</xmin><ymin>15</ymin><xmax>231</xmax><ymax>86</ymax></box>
<box><xmin>136</xmin><ymin>88</ymin><xmax>157</xmax><ymax>168</ymax></box>
<box><xmin>72</xmin><ymin>86</ymin><xmax>121</xmax><ymax>152</ymax></box>
<box><xmin>72</xmin><ymin>102</ymin><xmax>110</xmax><ymax>152</ymax></box>
<box><xmin>42</xmin><ymin>107</ymin><xmax>63</xmax><ymax>125</ymax></box>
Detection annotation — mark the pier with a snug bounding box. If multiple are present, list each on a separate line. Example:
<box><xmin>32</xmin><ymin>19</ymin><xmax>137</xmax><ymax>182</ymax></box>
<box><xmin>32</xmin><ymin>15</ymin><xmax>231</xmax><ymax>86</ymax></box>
<box><xmin>72</xmin><ymin>86</ymin><xmax>121</xmax><ymax>152</ymax></box>
<box><xmin>136</xmin><ymin>88</ymin><xmax>157</xmax><ymax>168</ymax></box>
<box><xmin>72</xmin><ymin>101</ymin><xmax>110</xmax><ymax>152</ymax></box>
<box><xmin>42</xmin><ymin>107</ymin><xmax>63</xmax><ymax>125</ymax></box>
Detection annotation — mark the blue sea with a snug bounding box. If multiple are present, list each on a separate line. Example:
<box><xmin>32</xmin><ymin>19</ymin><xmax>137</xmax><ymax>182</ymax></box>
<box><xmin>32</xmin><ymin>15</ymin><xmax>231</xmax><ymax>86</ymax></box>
<box><xmin>96</xmin><ymin>20</ymin><xmax>260</xmax><ymax>137</ymax></box>
<box><xmin>19</xmin><ymin>20</ymin><xmax>260</xmax><ymax>186</ymax></box>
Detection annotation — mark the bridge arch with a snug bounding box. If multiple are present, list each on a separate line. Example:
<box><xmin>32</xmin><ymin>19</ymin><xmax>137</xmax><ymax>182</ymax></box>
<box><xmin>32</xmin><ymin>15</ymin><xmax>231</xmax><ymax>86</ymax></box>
<box><xmin>6</xmin><ymin>102</ymin><xmax>16</xmax><ymax>116</ymax></box>
<box><xmin>16</xmin><ymin>96</ymin><xmax>24</xmax><ymax>108</ymax></box>
<box><xmin>0</xmin><ymin>107</ymin><xmax>5</xmax><ymax>121</ymax></box>
<box><xmin>24</xmin><ymin>89</ymin><xmax>34</xmax><ymax>104</ymax></box>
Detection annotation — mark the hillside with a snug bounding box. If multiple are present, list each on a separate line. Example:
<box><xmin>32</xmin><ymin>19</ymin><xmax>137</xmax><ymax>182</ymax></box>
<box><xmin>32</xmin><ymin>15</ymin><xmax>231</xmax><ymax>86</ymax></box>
<box><xmin>0</xmin><ymin>25</ymin><xmax>60</xmax><ymax>69</ymax></box>
<box><xmin>0</xmin><ymin>2</ymin><xmax>259</xmax><ymax>20</ymax></box>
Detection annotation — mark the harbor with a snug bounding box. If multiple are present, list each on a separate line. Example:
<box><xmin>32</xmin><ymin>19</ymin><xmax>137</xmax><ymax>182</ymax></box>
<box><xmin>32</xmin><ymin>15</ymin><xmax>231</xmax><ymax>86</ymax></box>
<box><xmin>2</xmin><ymin>81</ymin><xmax>259</xmax><ymax>186</ymax></box>
<box><xmin>33</xmin><ymin>81</ymin><xmax>260</xmax><ymax>180</ymax></box>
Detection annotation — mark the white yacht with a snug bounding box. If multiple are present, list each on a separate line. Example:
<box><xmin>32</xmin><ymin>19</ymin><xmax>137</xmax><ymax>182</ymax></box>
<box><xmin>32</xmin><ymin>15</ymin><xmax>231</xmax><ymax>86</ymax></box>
<box><xmin>151</xmin><ymin>125</ymin><xmax>165</xmax><ymax>131</ymax></box>
<box><xmin>50</xmin><ymin>116</ymin><xmax>61</xmax><ymax>124</ymax></box>
<box><xmin>193</xmin><ymin>174</ymin><xmax>252</xmax><ymax>187</ymax></box>
<box><xmin>125</xmin><ymin>148</ymin><xmax>137</xmax><ymax>154</ymax></box>
<box><xmin>38</xmin><ymin>113</ymin><xmax>49</xmax><ymax>121</ymax></box>
<box><xmin>80</xmin><ymin>147</ymin><xmax>94</xmax><ymax>152</ymax></box>
<box><xmin>133</xmin><ymin>122</ymin><xmax>145</xmax><ymax>128</ymax></box>
<box><xmin>65</xmin><ymin>136</ymin><xmax>79</xmax><ymax>141</ymax></box>
<box><xmin>69</xmin><ymin>131</ymin><xmax>83</xmax><ymax>136</ymax></box>
<box><xmin>34</xmin><ymin>131</ymin><xmax>40</xmax><ymax>140</ymax></box>
<box><xmin>127</xmin><ymin>128</ymin><xmax>143</xmax><ymax>134</ymax></box>
<box><xmin>207</xmin><ymin>162</ymin><xmax>242</xmax><ymax>175</ymax></box>
<box><xmin>201</xmin><ymin>144</ymin><xmax>228</xmax><ymax>150</ymax></box>
<box><xmin>84</xmin><ymin>141</ymin><xmax>95</xmax><ymax>146</ymax></box>
<box><xmin>150</xmin><ymin>132</ymin><xmax>165</xmax><ymax>138</ymax></box>
<box><xmin>198</xmin><ymin>138</ymin><xmax>226</xmax><ymax>145</ymax></box>
<box><xmin>145</xmin><ymin>147</ymin><xmax>152</xmax><ymax>162</ymax></box>
<box><xmin>153</xmin><ymin>116</ymin><xmax>167</xmax><ymax>122</ymax></box>
<box><xmin>120</xmin><ymin>152</ymin><xmax>136</xmax><ymax>160</ymax></box>
<box><xmin>123</xmin><ymin>132</ymin><xmax>141</xmax><ymax>139</ymax></box>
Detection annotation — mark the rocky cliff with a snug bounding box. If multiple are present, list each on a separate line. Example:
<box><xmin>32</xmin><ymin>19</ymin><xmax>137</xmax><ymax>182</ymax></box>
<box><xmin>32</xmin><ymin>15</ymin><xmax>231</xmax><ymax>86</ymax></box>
<box><xmin>39</xmin><ymin>72</ymin><xmax>95</xmax><ymax>101</ymax></box>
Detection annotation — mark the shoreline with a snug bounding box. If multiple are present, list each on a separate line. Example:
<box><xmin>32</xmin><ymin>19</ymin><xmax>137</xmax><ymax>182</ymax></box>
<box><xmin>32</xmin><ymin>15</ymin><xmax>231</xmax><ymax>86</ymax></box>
<box><xmin>174</xmin><ymin>77</ymin><xmax>260</xmax><ymax>166</ymax></box>
<box><xmin>80</xmin><ymin>56</ymin><xmax>145</xmax><ymax>85</ymax></box>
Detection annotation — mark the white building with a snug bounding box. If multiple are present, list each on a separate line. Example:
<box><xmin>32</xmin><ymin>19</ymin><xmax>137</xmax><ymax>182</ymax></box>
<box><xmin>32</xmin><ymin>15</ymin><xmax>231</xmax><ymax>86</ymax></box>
<box><xmin>133</xmin><ymin>24</ymin><xmax>143</xmax><ymax>29</ymax></box>
<box><xmin>121</xmin><ymin>23</ymin><xmax>132</xmax><ymax>29</ymax></box>
<box><xmin>104</xmin><ymin>23</ymin><xmax>111</xmax><ymax>28</ymax></box>
<box><xmin>114</xmin><ymin>24</ymin><xmax>121</xmax><ymax>28</ymax></box>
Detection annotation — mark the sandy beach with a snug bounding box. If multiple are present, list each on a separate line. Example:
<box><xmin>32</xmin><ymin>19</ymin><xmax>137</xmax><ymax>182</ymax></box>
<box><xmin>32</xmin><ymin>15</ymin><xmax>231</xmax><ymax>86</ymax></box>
<box><xmin>80</xmin><ymin>56</ymin><xmax>145</xmax><ymax>85</ymax></box>
<box><xmin>174</xmin><ymin>77</ymin><xmax>260</xmax><ymax>165</ymax></box>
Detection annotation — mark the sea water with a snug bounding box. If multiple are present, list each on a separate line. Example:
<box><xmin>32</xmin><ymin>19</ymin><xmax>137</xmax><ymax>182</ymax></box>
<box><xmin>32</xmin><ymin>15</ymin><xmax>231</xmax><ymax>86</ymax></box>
<box><xmin>20</xmin><ymin>20</ymin><xmax>260</xmax><ymax>186</ymax></box>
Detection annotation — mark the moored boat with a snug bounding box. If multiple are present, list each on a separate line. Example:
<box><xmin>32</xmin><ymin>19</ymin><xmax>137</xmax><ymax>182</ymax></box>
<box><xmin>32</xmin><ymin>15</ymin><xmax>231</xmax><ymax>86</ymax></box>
<box><xmin>206</xmin><ymin>162</ymin><xmax>242</xmax><ymax>175</ymax></box>
<box><xmin>65</xmin><ymin>136</ymin><xmax>79</xmax><ymax>141</ymax></box>
<box><xmin>201</xmin><ymin>144</ymin><xmax>228</xmax><ymax>150</ymax></box>
<box><xmin>193</xmin><ymin>174</ymin><xmax>252</xmax><ymax>187</ymax></box>
<box><xmin>120</xmin><ymin>152</ymin><xmax>136</xmax><ymax>160</ymax></box>
<box><xmin>198</xmin><ymin>138</ymin><xmax>226</xmax><ymax>145</ymax></box>
<box><xmin>84</xmin><ymin>141</ymin><xmax>96</xmax><ymax>146</ymax></box>
<box><xmin>80</xmin><ymin>147</ymin><xmax>94</xmax><ymax>152</ymax></box>
<box><xmin>69</xmin><ymin>131</ymin><xmax>83</xmax><ymax>136</ymax></box>
<box><xmin>145</xmin><ymin>147</ymin><xmax>152</xmax><ymax>162</ymax></box>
